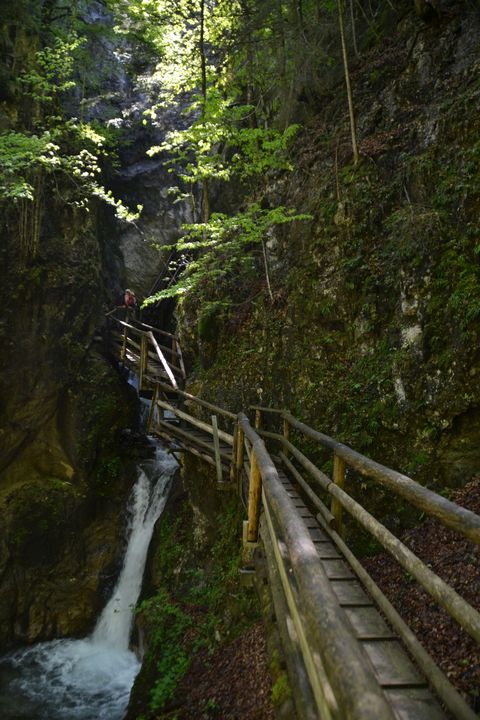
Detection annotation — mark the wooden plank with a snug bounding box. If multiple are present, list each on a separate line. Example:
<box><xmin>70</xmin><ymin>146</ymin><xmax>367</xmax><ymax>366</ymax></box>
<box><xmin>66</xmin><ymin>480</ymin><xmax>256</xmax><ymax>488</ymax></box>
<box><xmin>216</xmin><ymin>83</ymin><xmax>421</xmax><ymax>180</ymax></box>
<box><xmin>331</xmin><ymin>580</ymin><xmax>372</xmax><ymax>606</ymax></box>
<box><xmin>155</xmin><ymin>380</ymin><xmax>236</xmax><ymax>421</ymax></box>
<box><xmin>307</xmin><ymin>527</ymin><xmax>330</xmax><ymax>542</ymax></box>
<box><xmin>312</xmin><ymin>544</ymin><xmax>342</xmax><ymax>559</ymax></box>
<box><xmin>151</xmin><ymin>431</ymin><xmax>230</xmax><ymax>472</ymax></box>
<box><xmin>280</xmin><ymin>452</ymin><xmax>335</xmax><ymax>529</ymax></box>
<box><xmin>383</xmin><ymin>689</ymin><xmax>446</xmax><ymax>720</ymax></box>
<box><xmin>146</xmin><ymin>349</ymin><xmax>183</xmax><ymax>375</ymax></box>
<box><xmin>362</xmin><ymin>641</ymin><xmax>425</xmax><ymax>687</ymax></box>
<box><xmin>344</xmin><ymin>606</ymin><xmax>394</xmax><ymax>640</ymax></box>
<box><xmin>320</xmin><ymin>559</ymin><xmax>355</xmax><ymax>581</ymax></box>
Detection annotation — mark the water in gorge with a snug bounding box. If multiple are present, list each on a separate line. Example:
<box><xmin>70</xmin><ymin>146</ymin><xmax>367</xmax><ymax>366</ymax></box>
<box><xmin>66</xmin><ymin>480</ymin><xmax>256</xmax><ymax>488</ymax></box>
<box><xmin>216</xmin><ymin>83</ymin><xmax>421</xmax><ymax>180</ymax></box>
<box><xmin>0</xmin><ymin>444</ymin><xmax>178</xmax><ymax>720</ymax></box>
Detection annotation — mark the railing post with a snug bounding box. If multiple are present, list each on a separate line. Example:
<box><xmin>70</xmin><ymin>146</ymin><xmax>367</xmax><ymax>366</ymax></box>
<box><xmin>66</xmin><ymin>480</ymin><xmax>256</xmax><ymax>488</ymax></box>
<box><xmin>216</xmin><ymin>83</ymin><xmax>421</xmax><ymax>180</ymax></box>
<box><xmin>121</xmin><ymin>324</ymin><xmax>128</xmax><ymax>361</ymax></box>
<box><xmin>331</xmin><ymin>452</ymin><xmax>346</xmax><ymax>535</ymax></box>
<box><xmin>247</xmin><ymin>450</ymin><xmax>262</xmax><ymax>543</ymax></box>
<box><xmin>211</xmin><ymin>415</ymin><xmax>223</xmax><ymax>483</ymax></box>
<box><xmin>235</xmin><ymin>424</ymin><xmax>245</xmax><ymax>494</ymax></box>
<box><xmin>255</xmin><ymin>408</ymin><xmax>262</xmax><ymax>430</ymax></box>
<box><xmin>143</xmin><ymin>334</ymin><xmax>149</xmax><ymax>373</ymax></box>
<box><xmin>139</xmin><ymin>334</ymin><xmax>147</xmax><ymax>390</ymax></box>
<box><xmin>283</xmin><ymin>414</ymin><xmax>290</xmax><ymax>458</ymax></box>
<box><xmin>230</xmin><ymin>422</ymin><xmax>238</xmax><ymax>483</ymax></box>
<box><xmin>147</xmin><ymin>384</ymin><xmax>158</xmax><ymax>433</ymax></box>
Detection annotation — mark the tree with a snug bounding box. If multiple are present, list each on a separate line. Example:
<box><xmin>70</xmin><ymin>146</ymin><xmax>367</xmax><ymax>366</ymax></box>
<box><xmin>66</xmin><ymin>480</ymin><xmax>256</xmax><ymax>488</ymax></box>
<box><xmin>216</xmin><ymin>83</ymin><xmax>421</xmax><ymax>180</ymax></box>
<box><xmin>1</xmin><ymin>3</ymin><xmax>141</xmax><ymax>263</ymax></box>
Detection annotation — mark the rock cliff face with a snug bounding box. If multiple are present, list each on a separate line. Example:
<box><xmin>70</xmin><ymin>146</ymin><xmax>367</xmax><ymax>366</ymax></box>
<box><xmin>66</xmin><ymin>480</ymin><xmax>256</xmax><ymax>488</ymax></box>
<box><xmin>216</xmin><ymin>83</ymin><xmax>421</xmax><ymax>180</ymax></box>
<box><xmin>0</xmin><ymin>0</ymin><xmax>184</xmax><ymax>647</ymax></box>
<box><xmin>178</xmin><ymin>5</ymin><xmax>480</xmax><ymax>492</ymax></box>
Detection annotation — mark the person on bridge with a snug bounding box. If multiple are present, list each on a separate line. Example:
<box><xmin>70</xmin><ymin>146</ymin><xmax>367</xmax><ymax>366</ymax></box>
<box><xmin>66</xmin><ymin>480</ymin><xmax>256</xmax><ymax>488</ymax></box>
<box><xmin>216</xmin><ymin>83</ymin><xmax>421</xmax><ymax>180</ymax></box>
<box><xmin>123</xmin><ymin>289</ymin><xmax>137</xmax><ymax>320</ymax></box>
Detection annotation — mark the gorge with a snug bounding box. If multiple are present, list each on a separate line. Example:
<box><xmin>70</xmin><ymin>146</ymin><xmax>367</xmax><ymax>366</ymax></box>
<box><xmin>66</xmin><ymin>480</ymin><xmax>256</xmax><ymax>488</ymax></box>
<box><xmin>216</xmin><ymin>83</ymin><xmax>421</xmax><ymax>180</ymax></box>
<box><xmin>0</xmin><ymin>0</ymin><xmax>479</xmax><ymax>717</ymax></box>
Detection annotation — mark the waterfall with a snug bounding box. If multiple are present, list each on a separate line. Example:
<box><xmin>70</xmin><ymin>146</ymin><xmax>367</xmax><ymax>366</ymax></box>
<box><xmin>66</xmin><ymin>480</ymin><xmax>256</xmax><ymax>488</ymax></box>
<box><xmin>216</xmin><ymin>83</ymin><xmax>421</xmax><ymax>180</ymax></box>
<box><xmin>92</xmin><ymin>448</ymin><xmax>176</xmax><ymax>651</ymax></box>
<box><xmin>0</xmin><ymin>444</ymin><xmax>178</xmax><ymax>720</ymax></box>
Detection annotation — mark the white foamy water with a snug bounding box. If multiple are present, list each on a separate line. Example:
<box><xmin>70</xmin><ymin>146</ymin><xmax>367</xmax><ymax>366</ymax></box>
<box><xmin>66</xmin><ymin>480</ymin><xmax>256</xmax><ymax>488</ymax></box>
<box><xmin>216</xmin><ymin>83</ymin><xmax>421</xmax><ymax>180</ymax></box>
<box><xmin>0</xmin><ymin>444</ymin><xmax>178</xmax><ymax>720</ymax></box>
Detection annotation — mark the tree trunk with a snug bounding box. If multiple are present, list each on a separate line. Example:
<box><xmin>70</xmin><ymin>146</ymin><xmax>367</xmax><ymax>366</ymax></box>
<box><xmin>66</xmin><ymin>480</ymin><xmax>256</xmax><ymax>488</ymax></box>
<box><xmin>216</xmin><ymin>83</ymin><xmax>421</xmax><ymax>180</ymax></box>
<box><xmin>338</xmin><ymin>0</ymin><xmax>359</xmax><ymax>165</ymax></box>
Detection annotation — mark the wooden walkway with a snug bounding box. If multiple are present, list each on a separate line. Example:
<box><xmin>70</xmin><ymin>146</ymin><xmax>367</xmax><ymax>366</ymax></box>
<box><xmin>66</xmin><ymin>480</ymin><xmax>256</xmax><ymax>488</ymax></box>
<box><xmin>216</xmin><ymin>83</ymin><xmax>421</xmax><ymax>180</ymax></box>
<box><xmin>263</xmin><ymin>467</ymin><xmax>445</xmax><ymax>720</ymax></box>
<box><xmin>107</xmin><ymin>318</ymin><xmax>480</xmax><ymax>720</ymax></box>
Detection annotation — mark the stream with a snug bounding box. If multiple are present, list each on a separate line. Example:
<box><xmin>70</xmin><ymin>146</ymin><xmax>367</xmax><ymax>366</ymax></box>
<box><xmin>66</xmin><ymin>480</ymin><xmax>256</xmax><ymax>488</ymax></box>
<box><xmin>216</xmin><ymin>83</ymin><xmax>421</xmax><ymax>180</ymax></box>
<box><xmin>0</xmin><ymin>444</ymin><xmax>178</xmax><ymax>720</ymax></box>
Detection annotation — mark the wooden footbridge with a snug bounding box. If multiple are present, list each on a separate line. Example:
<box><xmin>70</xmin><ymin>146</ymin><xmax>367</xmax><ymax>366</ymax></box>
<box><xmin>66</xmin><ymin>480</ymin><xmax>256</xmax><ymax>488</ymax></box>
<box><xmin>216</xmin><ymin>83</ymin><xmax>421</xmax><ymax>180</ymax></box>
<box><xmin>108</xmin><ymin>317</ymin><xmax>480</xmax><ymax>720</ymax></box>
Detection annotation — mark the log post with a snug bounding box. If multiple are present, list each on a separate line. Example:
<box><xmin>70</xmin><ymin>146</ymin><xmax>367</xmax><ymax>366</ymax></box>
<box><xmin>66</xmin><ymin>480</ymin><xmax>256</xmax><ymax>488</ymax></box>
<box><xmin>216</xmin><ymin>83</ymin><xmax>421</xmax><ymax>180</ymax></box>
<box><xmin>147</xmin><ymin>384</ymin><xmax>158</xmax><ymax>433</ymax></box>
<box><xmin>247</xmin><ymin>450</ymin><xmax>262</xmax><ymax>542</ymax></box>
<box><xmin>283</xmin><ymin>415</ymin><xmax>290</xmax><ymax>459</ymax></box>
<box><xmin>235</xmin><ymin>424</ymin><xmax>245</xmax><ymax>494</ymax></box>
<box><xmin>230</xmin><ymin>422</ymin><xmax>238</xmax><ymax>483</ymax></box>
<box><xmin>121</xmin><ymin>325</ymin><xmax>128</xmax><ymax>361</ymax></box>
<box><xmin>211</xmin><ymin>414</ymin><xmax>223</xmax><ymax>483</ymax></box>
<box><xmin>139</xmin><ymin>334</ymin><xmax>147</xmax><ymax>390</ymax></box>
<box><xmin>255</xmin><ymin>408</ymin><xmax>262</xmax><ymax>430</ymax></box>
<box><xmin>143</xmin><ymin>334</ymin><xmax>149</xmax><ymax>373</ymax></box>
<box><xmin>331</xmin><ymin>452</ymin><xmax>346</xmax><ymax>535</ymax></box>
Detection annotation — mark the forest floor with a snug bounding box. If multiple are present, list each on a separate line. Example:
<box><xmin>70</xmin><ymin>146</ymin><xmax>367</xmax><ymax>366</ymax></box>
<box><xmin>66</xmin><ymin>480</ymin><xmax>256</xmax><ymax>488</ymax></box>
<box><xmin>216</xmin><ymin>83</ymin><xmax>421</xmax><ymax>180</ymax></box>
<box><xmin>363</xmin><ymin>475</ymin><xmax>480</xmax><ymax>712</ymax></box>
<box><xmin>174</xmin><ymin>620</ymin><xmax>275</xmax><ymax>720</ymax></box>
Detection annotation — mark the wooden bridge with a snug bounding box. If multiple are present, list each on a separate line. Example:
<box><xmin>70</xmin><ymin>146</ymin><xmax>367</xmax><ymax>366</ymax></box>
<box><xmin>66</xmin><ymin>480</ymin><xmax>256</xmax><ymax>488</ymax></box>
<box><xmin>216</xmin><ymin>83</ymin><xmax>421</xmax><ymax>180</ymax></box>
<box><xmin>108</xmin><ymin>317</ymin><xmax>480</xmax><ymax>720</ymax></box>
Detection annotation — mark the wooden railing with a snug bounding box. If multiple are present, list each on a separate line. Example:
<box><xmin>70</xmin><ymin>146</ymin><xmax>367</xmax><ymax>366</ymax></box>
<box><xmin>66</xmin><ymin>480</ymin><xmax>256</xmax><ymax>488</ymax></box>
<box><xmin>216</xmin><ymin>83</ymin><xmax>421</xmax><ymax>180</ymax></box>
<box><xmin>238</xmin><ymin>413</ymin><xmax>397</xmax><ymax>720</ymax></box>
<box><xmin>147</xmin><ymin>381</ymin><xmax>236</xmax><ymax>483</ymax></box>
<box><xmin>108</xmin><ymin>317</ymin><xmax>185</xmax><ymax>389</ymax></box>
<box><xmin>107</xmin><ymin>319</ymin><xmax>479</xmax><ymax>720</ymax></box>
<box><xmin>246</xmin><ymin>407</ymin><xmax>479</xmax><ymax>720</ymax></box>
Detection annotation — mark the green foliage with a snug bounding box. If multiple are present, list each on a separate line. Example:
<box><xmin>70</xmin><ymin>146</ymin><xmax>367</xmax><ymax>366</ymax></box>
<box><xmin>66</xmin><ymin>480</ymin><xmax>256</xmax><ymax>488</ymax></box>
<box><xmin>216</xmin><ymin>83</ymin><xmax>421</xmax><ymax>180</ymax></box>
<box><xmin>138</xmin><ymin>497</ymin><xmax>259</xmax><ymax>714</ymax></box>
<box><xmin>0</xmin><ymin>132</ymin><xmax>54</xmax><ymax>200</ymax></box>
<box><xmin>2</xmin><ymin>11</ymin><xmax>141</xmax><ymax>254</ymax></box>
<box><xmin>148</xmin><ymin>90</ymin><xmax>301</xmax><ymax>186</ymax></box>
<box><xmin>197</xmin><ymin>301</ymin><xmax>229</xmax><ymax>340</ymax></box>
<box><xmin>144</xmin><ymin>204</ymin><xmax>311</xmax><ymax>304</ymax></box>
<box><xmin>138</xmin><ymin>590</ymin><xmax>193</xmax><ymax>710</ymax></box>
<box><xmin>19</xmin><ymin>32</ymin><xmax>82</xmax><ymax>103</ymax></box>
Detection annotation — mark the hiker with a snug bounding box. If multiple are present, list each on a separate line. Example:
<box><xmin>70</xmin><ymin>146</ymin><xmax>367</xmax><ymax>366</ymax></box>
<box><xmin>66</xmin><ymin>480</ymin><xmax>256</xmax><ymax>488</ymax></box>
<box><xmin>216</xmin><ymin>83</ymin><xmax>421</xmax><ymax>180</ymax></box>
<box><xmin>123</xmin><ymin>288</ymin><xmax>137</xmax><ymax>320</ymax></box>
<box><xmin>105</xmin><ymin>288</ymin><xmax>138</xmax><ymax>320</ymax></box>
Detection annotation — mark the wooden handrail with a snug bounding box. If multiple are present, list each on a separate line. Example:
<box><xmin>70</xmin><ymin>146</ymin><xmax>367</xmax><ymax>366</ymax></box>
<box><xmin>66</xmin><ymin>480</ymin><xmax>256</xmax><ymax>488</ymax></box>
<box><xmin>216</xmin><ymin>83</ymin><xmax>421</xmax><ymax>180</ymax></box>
<box><xmin>315</xmin><ymin>514</ymin><xmax>478</xmax><ymax>720</ymax></box>
<box><xmin>120</xmin><ymin>336</ymin><xmax>183</xmax><ymax>373</ymax></box>
<box><xmin>155</xmin><ymin>380</ymin><xmax>236</xmax><ymax>421</ymax></box>
<box><xmin>148</xmin><ymin>331</ymin><xmax>177</xmax><ymax>388</ymax></box>
<box><xmin>112</xmin><ymin>317</ymin><xmax>146</xmax><ymax>336</ymax></box>
<box><xmin>258</xmin><ymin>429</ymin><xmax>480</xmax><ymax>646</ymax></box>
<box><xmin>108</xmin><ymin>316</ymin><xmax>177</xmax><ymax>344</ymax></box>
<box><xmin>249</xmin><ymin>405</ymin><xmax>284</xmax><ymax>414</ymax></box>
<box><xmin>134</xmin><ymin>319</ymin><xmax>176</xmax><ymax>339</ymax></box>
<box><xmin>238</xmin><ymin>413</ymin><xmax>396</xmax><ymax>720</ymax></box>
<box><xmin>173</xmin><ymin>337</ymin><xmax>186</xmax><ymax>378</ymax></box>
<box><xmin>278</xmin><ymin>413</ymin><xmax>480</xmax><ymax>545</ymax></box>
<box><xmin>156</xmin><ymin>398</ymin><xmax>234</xmax><ymax>445</ymax></box>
